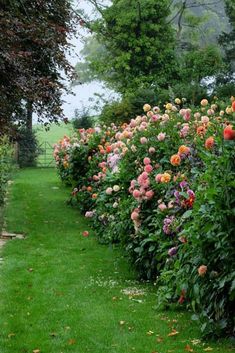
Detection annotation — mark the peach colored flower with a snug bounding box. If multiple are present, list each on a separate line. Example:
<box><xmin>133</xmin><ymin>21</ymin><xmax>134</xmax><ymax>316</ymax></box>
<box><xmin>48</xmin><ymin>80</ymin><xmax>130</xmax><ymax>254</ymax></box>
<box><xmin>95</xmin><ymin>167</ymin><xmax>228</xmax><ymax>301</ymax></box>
<box><xmin>198</xmin><ymin>265</ymin><xmax>207</xmax><ymax>276</ymax></box>
<box><xmin>201</xmin><ymin>99</ymin><xmax>208</xmax><ymax>107</ymax></box>
<box><xmin>170</xmin><ymin>154</ymin><xmax>181</xmax><ymax>166</ymax></box>
<box><xmin>160</xmin><ymin>173</ymin><xmax>171</xmax><ymax>183</ymax></box>
<box><xmin>178</xmin><ymin>145</ymin><xmax>190</xmax><ymax>155</ymax></box>
<box><xmin>205</xmin><ymin>136</ymin><xmax>214</xmax><ymax>149</ymax></box>
<box><xmin>196</xmin><ymin>126</ymin><xmax>206</xmax><ymax>136</ymax></box>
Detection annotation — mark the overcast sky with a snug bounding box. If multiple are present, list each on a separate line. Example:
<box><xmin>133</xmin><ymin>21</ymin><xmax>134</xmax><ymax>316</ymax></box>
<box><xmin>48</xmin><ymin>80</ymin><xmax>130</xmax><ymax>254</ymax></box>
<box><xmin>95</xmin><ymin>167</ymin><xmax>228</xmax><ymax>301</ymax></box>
<box><xmin>62</xmin><ymin>0</ymin><xmax>115</xmax><ymax>119</ymax></box>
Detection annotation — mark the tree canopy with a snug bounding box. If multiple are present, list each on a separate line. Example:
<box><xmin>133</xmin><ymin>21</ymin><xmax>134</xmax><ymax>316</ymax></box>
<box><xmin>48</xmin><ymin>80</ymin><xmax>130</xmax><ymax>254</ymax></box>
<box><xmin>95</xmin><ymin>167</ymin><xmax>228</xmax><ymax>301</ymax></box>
<box><xmin>0</xmin><ymin>0</ymin><xmax>76</xmax><ymax>134</ymax></box>
<box><xmin>76</xmin><ymin>0</ymin><xmax>178</xmax><ymax>94</ymax></box>
<box><xmin>75</xmin><ymin>0</ymin><xmax>230</xmax><ymax>102</ymax></box>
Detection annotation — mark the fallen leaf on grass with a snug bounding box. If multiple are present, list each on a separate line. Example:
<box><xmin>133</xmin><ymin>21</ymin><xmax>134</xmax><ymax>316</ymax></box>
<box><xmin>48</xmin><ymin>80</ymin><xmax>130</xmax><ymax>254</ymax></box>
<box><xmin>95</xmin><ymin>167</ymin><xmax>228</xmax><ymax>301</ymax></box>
<box><xmin>68</xmin><ymin>339</ymin><xmax>76</xmax><ymax>345</ymax></box>
<box><xmin>168</xmin><ymin>329</ymin><xmax>179</xmax><ymax>337</ymax></box>
<box><xmin>185</xmin><ymin>344</ymin><xmax>194</xmax><ymax>352</ymax></box>
<box><xmin>203</xmin><ymin>348</ymin><xmax>213</xmax><ymax>352</ymax></box>
<box><xmin>28</xmin><ymin>268</ymin><xmax>33</xmax><ymax>272</ymax></box>
<box><xmin>33</xmin><ymin>349</ymin><xmax>40</xmax><ymax>353</ymax></box>
<box><xmin>7</xmin><ymin>333</ymin><xmax>15</xmax><ymax>338</ymax></box>
<box><xmin>156</xmin><ymin>336</ymin><xmax>163</xmax><ymax>343</ymax></box>
<box><xmin>146</xmin><ymin>330</ymin><xmax>154</xmax><ymax>336</ymax></box>
<box><xmin>191</xmin><ymin>339</ymin><xmax>201</xmax><ymax>345</ymax></box>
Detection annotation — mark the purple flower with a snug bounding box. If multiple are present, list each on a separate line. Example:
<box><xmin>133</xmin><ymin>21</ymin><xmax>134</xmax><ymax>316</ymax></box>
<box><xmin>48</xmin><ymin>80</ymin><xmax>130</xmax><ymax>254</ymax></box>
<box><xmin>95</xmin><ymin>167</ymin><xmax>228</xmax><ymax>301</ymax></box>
<box><xmin>187</xmin><ymin>189</ymin><xmax>195</xmax><ymax>198</ymax></box>
<box><xmin>163</xmin><ymin>216</ymin><xmax>175</xmax><ymax>234</ymax></box>
<box><xmin>168</xmin><ymin>247</ymin><xmax>178</xmax><ymax>257</ymax></box>
<box><xmin>180</xmin><ymin>180</ymin><xmax>188</xmax><ymax>189</ymax></box>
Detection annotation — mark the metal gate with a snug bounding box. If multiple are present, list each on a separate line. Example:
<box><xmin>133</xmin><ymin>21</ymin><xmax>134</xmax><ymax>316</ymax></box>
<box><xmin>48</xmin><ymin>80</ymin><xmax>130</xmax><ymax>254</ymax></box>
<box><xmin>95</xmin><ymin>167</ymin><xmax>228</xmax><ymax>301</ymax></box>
<box><xmin>37</xmin><ymin>141</ymin><xmax>55</xmax><ymax>168</ymax></box>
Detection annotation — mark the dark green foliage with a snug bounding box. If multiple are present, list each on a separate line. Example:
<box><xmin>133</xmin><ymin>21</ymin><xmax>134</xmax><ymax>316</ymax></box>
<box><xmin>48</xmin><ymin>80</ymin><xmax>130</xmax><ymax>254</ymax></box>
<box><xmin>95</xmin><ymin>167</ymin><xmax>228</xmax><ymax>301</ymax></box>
<box><xmin>0</xmin><ymin>0</ymin><xmax>76</xmax><ymax>133</ymax></box>
<box><xmin>72</xmin><ymin>109</ymin><xmax>93</xmax><ymax>130</ymax></box>
<box><xmin>99</xmin><ymin>99</ymin><xmax>134</xmax><ymax>125</ymax></box>
<box><xmin>17</xmin><ymin>128</ymin><xmax>39</xmax><ymax>168</ymax></box>
<box><xmin>0</xmin><ymin>136</ymin><xmax>13</xmax><ymax>205</ymax></box>
<box><xmin>99</xmin><ymin>88</ymin><xmax>158</xmax><ymax>125</ymax></box>
<box><xmin>219</xmin><ymin>1</ymin><xmax>235</xmax><ymax>69</ymax></box>
<box><xmin>214</xmin><ymin>81</ymin><xmax>235</xmax><ymax>99</ymax></box>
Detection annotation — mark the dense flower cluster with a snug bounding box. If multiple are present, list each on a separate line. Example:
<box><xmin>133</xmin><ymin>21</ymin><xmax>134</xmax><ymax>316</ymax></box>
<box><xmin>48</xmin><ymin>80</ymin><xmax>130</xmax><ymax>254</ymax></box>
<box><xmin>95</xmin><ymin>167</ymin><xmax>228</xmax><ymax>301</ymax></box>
<box><xmin>55</xmin><ymin>96</ymin><xmax>235</xmax><ymax>337</ymax></box>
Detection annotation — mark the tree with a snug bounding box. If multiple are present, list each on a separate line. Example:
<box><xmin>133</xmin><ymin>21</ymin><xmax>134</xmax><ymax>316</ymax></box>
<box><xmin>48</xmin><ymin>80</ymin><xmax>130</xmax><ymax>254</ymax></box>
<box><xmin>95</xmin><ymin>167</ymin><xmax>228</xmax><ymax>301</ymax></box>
<box><xmin>76</xmin><ymin>0</ymin><xmax>178</xmax><ymax>94</ymax></box>
<box><xmin>0</xmin><ymin>0</ymin><xmax>76</xmax><ymax>134</ymax></box>
<box><xmin>219</xmin><ymin>0</ymin><xmax>235</xmax><ymax>70</ymax></box>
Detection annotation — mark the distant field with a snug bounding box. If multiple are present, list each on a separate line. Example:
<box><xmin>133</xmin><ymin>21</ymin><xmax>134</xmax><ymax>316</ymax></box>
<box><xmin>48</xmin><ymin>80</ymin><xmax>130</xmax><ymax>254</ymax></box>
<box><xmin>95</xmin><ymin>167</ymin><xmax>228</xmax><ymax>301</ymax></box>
<box><xmin>34</xmin><ymin>122</ymin><xmax>74</xmax><ymax>145</ymax></box>
<box><xmin>34</xmin><ymin>122</ymin><xmax>74</xmax><ymax>167</ymax></box>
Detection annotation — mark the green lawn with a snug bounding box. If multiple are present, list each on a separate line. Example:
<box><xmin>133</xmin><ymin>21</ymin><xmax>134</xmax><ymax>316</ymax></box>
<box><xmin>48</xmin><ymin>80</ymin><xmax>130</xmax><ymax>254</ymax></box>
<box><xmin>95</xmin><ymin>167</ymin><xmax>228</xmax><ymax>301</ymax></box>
<box><xmin>35</xmin><ymin>122</ymin><xmax>74</xmax><ymax>145</ymax></box>
<box><xmin>0</xmin><ymin>169</ymin><xmax>233</xmax><ymax>353</ymax></box>
<box><xmin>34</xmin><ymin>122</ymin><xmax>74</xmax><ymax>167</ymax></box>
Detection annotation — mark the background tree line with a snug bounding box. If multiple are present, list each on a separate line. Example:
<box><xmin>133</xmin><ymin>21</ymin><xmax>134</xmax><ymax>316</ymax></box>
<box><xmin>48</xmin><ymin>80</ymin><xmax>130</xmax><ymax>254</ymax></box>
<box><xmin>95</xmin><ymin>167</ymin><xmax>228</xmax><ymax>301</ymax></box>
<box><xmin>74</xmin><ymin>0</ymin><xmax>235</xmax><ymax>125</ymax></box>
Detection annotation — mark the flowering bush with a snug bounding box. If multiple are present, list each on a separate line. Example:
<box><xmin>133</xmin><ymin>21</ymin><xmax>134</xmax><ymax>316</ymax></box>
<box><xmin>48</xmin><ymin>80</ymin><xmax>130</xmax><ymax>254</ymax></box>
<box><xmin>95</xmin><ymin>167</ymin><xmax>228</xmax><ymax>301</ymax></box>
<box><xmin>55</xmin><ymin>96</ymin><xmax>235</xmax><ymax>336</ymax></box>
<box><xmin>0</xmin><ymin>136</ymin><xmax>13</xmax><ymax>205</ymax></box>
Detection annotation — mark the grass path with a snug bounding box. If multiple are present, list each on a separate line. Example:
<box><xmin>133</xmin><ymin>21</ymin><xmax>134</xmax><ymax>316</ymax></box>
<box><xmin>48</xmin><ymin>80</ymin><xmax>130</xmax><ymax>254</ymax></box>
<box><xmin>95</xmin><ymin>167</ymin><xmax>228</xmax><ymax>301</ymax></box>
<box><xmin>0</xmin><ymin>169</ymin><xmax>233</xmax><ymax>353</ymax></box>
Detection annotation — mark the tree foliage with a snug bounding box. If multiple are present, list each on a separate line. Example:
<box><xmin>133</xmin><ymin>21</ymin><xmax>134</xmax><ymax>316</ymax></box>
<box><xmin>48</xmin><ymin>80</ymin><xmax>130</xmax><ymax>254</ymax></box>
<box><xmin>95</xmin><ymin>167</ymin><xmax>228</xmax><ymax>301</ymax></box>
<box><xmin>75</xmin><ymin>0</ymin><xmax>229</xmax><ymax>106</ymax></box>
<box><xmin>76</xmin><ymin>0</ymin><xmax>178</xmax><ymax>94</ymax></box>
<box><xmin>219</xmin><ymin>0</ymin><xmax>235</xmax><ymax>70</ymax></box>
<box><xmin>0</xmin><ymin>0</ymin><xmax>76</xmax><ymax>134</ymax></box>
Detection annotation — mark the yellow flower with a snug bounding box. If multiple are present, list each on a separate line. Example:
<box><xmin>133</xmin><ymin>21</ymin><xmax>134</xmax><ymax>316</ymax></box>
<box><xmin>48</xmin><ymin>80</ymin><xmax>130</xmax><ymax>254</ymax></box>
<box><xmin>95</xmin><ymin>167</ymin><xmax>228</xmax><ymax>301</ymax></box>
<box><xmin>160</xmin><ymin>172</ymin><xmax>171</xmax><ymax>183</ymax></box>
<box><xmin>175</xmin><ymin>98</ymin><xmax>181</xmax><ymax>105</ymax></box>
<box><xmin>166</xmin><ymin>102</ymin><xmax>173</xmax><ymax>111</ymax></box>
<box><xmin>143</xmin><ymin>104</ymin><xmax>151</xmax><ymax>112</ymax></box>
<box><xmin>225</xmin><ymin>106</ymin><xmax>233</xmax><ymax>115</ymax></box>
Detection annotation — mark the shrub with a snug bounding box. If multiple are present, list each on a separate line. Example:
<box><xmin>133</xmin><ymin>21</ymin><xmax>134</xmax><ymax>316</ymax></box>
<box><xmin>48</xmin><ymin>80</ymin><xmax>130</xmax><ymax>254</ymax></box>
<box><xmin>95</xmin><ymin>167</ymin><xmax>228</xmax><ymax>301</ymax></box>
<box><xmin>17</xmin><ymin>127</ymin><xmax>39</xmax><ymax>167</ymax></box>
<box><xmin>54</xmin><ymin>96</ymin><xmax>235</xmax><ymax>336</ymax></box>
<box><xmin>99</xmin><ymin>99</ymin><xmax>133</xmax><ymax>125</ymax></box>
<box><xmin>72</xmin><ymin>108</ymin><xmax>93</xmax><ymax>130</ymax></box>
<box><xmin>0</xmin><ymin>136</ymin><xmax>13</xmax><ymax>205</ymax></box>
